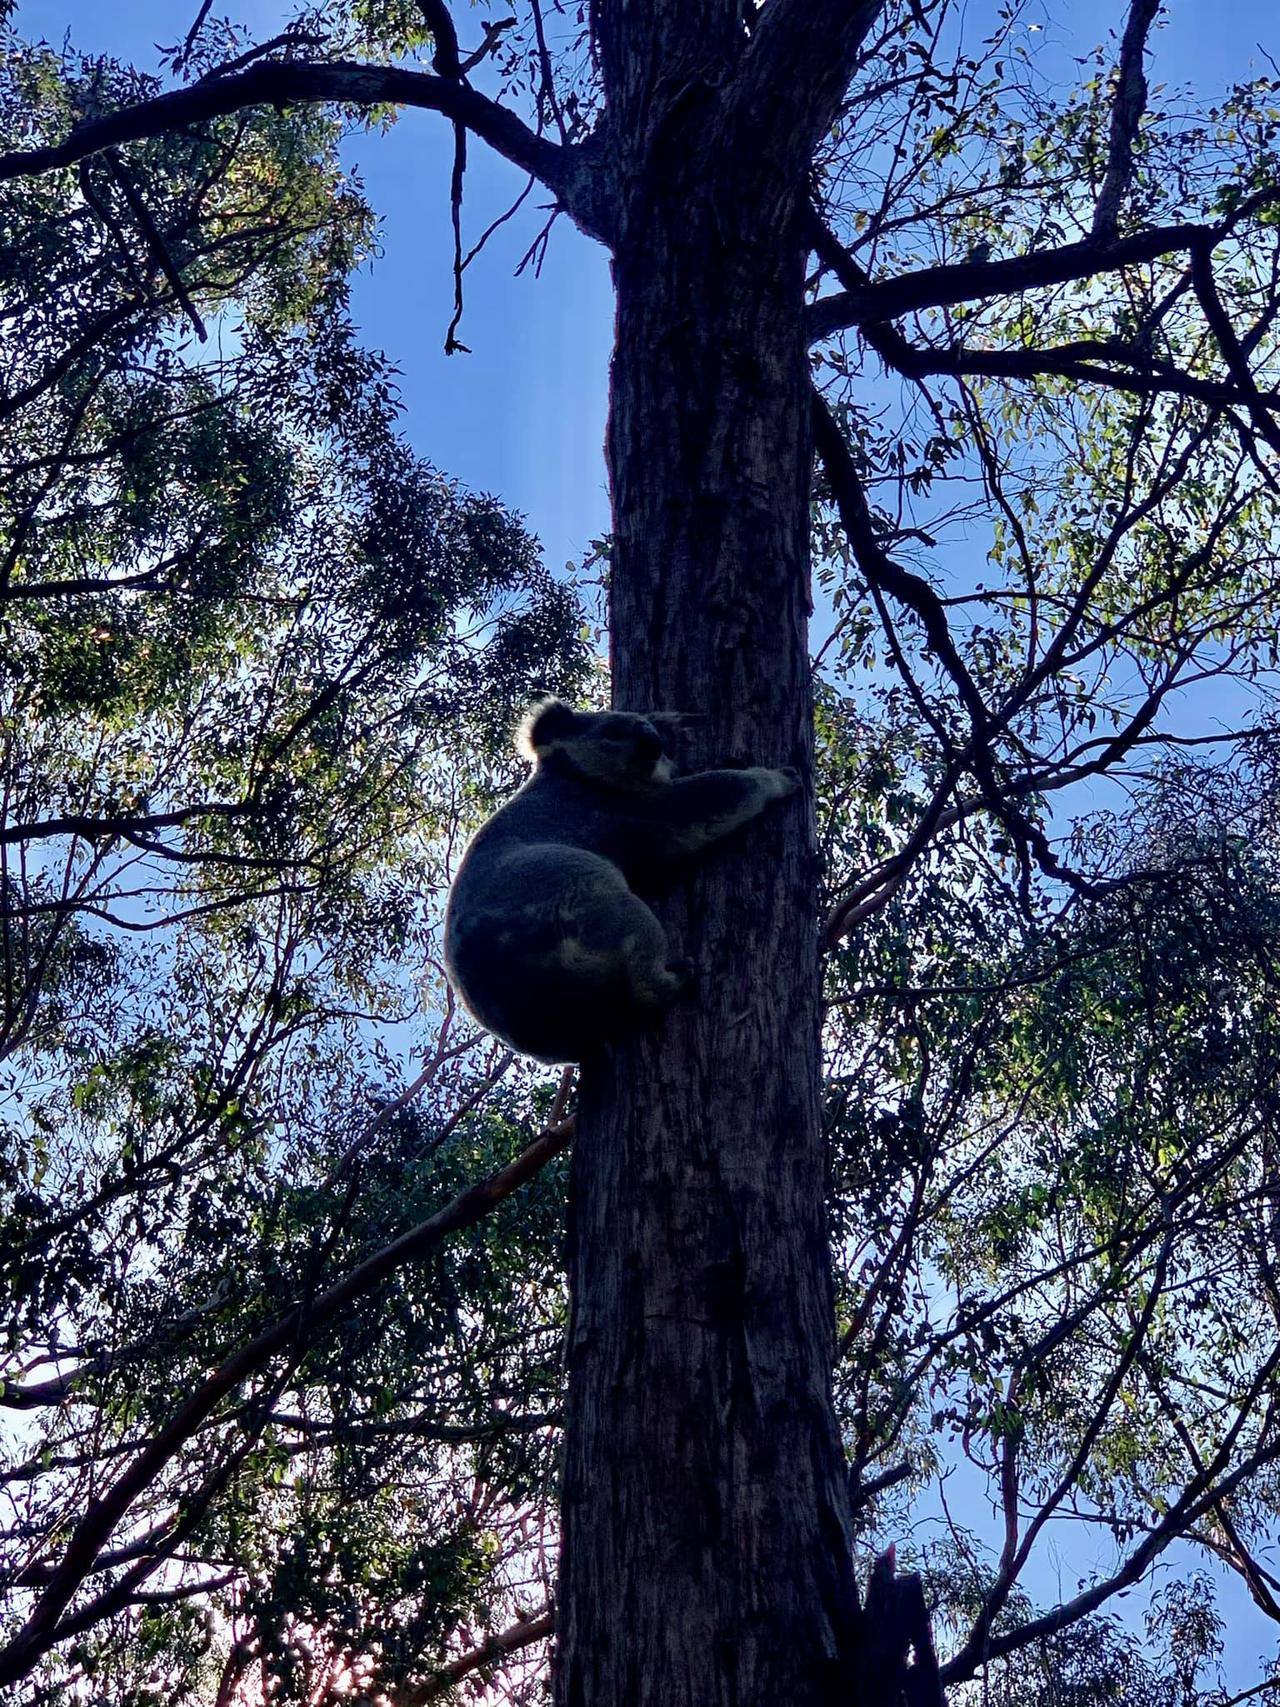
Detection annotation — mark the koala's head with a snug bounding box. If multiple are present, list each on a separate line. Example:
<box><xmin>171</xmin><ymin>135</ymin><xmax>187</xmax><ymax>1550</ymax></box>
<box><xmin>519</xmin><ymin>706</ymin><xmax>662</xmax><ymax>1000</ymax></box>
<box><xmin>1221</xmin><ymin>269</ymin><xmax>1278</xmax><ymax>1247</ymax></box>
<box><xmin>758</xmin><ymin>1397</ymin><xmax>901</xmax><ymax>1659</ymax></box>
<box><xmin>518</xmin><ymin>699</ymin><xmax>675</xmax><ymax>792</ymax></box>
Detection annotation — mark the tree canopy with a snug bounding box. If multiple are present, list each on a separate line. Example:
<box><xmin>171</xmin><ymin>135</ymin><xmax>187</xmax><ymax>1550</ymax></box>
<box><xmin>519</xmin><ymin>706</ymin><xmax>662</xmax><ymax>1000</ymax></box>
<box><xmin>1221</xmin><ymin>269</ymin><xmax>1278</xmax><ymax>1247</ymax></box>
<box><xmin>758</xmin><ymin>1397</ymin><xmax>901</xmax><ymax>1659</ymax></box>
<box><xmin>2</xmin><ymin>3</ymin><xmax>1280</xmax><ymax>1705</ymax></box>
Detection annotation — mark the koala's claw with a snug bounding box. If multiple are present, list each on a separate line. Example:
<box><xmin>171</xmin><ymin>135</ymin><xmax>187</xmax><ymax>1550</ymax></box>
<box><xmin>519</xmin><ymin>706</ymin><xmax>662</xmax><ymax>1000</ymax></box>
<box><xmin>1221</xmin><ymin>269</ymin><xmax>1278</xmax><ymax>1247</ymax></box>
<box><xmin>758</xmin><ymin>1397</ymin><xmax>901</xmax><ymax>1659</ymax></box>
<box><xmin>760</xmin><ymin>765</ymin><xmax>801</xmax><ymax>798</ymax></box>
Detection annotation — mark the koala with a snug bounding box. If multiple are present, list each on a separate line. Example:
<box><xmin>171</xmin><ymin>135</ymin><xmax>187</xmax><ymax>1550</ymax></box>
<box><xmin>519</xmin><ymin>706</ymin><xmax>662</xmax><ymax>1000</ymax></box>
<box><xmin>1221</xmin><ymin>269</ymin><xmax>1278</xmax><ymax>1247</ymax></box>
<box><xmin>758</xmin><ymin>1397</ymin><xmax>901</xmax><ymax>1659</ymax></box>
<box><xmin>443</xmin><ymin>699</ymin><xmax>800</xmax><ymax>1063</ymax></box>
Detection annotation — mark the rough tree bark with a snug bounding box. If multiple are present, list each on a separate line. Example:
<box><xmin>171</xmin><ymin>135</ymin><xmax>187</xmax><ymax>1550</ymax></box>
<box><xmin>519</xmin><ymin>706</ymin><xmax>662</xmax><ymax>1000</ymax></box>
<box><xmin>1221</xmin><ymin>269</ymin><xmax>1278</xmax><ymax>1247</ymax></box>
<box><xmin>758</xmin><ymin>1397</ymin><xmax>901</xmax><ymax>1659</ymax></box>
<box><xmin>556</xmin><ymin>6</ymin><xmax>882</xmax><ymax>1703</ymax></box>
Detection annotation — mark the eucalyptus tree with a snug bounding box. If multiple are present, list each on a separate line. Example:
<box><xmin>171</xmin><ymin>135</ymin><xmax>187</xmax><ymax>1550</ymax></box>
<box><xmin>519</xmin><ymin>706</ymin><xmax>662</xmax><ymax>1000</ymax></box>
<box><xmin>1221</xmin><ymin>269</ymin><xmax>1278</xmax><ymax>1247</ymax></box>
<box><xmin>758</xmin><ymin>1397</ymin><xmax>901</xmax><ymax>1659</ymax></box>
<box><xmin>3</xmin><ymin>4</ymin><xmax>1280</xmax><ymax>1706</ymax></box>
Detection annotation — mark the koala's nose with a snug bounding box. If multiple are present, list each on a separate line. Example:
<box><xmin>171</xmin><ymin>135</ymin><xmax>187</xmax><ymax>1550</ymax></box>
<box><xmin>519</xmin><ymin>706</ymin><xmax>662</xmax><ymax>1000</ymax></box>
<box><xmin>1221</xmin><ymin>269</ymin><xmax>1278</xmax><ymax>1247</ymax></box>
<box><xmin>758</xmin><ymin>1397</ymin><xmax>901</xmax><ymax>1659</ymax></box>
<box><xmin>636</xmin><ymin>732</ymin><xmax>663</xmax><ymax>762</ymax></box>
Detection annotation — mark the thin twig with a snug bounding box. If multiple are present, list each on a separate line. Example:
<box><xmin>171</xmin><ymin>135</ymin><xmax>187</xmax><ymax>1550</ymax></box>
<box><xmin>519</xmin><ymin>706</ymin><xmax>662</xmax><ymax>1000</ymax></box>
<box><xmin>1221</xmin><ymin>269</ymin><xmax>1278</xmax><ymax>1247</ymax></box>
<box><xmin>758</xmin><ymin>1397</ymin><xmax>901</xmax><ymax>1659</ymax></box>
<box><xmin>445</xmin><ymin>121</ymin><xmax>470</xmax><ymax>353</ymax></box>
<box><xmin>529</xmin><ymin>0</ymin><xmax>569</xmax><ymax>144</ymax></box>
<box><xmin>174</xmin><ymin>0</ymin><xmax>214</xmax><ymax>73</ymax></box>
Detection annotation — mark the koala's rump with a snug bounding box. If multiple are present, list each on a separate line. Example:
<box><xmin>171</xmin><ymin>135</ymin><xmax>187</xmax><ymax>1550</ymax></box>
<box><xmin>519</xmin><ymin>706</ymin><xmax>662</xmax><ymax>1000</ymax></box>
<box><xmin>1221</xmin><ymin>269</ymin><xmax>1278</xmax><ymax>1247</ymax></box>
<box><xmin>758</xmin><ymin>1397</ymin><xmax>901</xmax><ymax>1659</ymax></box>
<box><xmin>443</xmin><ymin>844</ymin><xmax>665</xmax><ymax>1061</ymax></box>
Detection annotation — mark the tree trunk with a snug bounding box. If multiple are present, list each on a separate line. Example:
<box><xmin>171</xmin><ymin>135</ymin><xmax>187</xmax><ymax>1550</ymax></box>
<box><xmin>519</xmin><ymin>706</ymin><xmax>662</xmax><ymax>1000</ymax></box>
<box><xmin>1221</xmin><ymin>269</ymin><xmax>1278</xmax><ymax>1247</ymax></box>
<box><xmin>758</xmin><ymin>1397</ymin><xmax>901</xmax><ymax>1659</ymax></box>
<box><xmin>554</xmin><ymin>29</ymin><xmax>863</xmax><ymax>1703</ymax></box>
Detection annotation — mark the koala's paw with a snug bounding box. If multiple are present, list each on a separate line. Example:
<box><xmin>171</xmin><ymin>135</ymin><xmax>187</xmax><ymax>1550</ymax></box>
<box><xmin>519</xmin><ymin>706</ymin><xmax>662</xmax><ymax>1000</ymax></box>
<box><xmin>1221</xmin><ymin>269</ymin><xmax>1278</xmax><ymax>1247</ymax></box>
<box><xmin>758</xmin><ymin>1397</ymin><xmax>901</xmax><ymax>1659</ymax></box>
<box><xmin>667</xmin><ymin>955</ymin><xmax>696</xmax><ymax>997</ymax></box>
<box><xmin>754</xmin><ymin>765</ymin><xmax>801</xmax><ymax>799</ymax></box>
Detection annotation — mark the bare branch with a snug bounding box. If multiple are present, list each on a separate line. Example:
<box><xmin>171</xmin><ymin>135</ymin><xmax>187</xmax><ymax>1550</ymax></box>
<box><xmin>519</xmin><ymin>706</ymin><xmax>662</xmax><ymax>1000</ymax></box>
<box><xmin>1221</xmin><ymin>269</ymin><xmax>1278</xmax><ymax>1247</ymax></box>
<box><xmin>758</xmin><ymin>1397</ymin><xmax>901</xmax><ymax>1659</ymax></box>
<box><xmin>459</xmin><ymin>17</ymin><xmax>517</xmax><ymax>78</ymax></box>
<box><xmin>198</xmin><ymin>29</ymin><xmax>331</xmax><ymax>84</ymax></box>
<box><xmin>1190</xmin><ymin>232</ymin><xmax>1280</xmax><ymax>457</ymax></box>
<box><xmin>416</xmin><ymin>0</ymin><xmax>462</xmax><ymax>79</ymax></box>
<box><xmin>529</xmin><ymin>0</ymin><xmax>569</xmax><ymax>144</ymax></box>
<box><xmin>407</xmin><ymin>0</ymin><xmax>472</xmax><ymax>350</ymax></box>
<box><xmin>444</xmin><ymin>119</ymin><xmax>469</xmax><ymax>353</ymax></box>
<box><xmin>99</xmin><ymin>149</ymin><xmax>207</xmax><ymax>339</ymax></box>
<box><xmin>810</xmin><ymin>386</ymin><xmax>990</xmax><ymax>737</ymax></box>
<box><xmin>172</xmin><ymin>0</ymin><xmax>215</xmax><ymax>74</ymax></box>
<box><xmin>1092</xmin><ymin>0</ymin><xmax>1162</xmax><ymax>242</ymax></box>
<box><xmin>0</xmin><ymin>60</ymin><xmax>580</xmax><ymax>227</ymax></box>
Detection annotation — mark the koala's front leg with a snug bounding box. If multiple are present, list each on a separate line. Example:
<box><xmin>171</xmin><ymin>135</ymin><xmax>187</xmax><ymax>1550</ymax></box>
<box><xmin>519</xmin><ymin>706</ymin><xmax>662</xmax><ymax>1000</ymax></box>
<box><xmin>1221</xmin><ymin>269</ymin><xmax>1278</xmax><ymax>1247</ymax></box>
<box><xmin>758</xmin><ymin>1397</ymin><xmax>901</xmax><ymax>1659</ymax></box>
<box><xmin>643</xmin><ymin>766</ymin><xmax>801</xmax><ymax>861</ymax></box>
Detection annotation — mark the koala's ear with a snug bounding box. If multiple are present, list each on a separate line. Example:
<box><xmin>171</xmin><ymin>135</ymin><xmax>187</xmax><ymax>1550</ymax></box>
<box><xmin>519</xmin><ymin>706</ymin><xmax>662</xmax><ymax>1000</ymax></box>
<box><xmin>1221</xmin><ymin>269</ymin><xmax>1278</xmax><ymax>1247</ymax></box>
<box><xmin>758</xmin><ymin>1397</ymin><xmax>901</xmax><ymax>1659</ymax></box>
<box><xmin>517</xmin><ymin>697</ymin><xmax>579</xmax><ymax>758</ymax></box>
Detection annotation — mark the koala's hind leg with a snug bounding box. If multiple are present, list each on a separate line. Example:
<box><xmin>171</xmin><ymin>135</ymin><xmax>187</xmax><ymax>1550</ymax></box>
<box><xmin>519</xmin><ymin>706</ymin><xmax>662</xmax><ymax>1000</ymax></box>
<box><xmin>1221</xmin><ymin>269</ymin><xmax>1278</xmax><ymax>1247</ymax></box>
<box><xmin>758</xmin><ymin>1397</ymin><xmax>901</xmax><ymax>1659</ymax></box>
<box><xmin>572</xmin><ymin>887</ymin><xmax>689</xmax><ymax>1013</ymax></box>
<box><xmin>622</xmin><ymin>908</ymin><xmax>692</xmax><ymax>1011</ymax></box>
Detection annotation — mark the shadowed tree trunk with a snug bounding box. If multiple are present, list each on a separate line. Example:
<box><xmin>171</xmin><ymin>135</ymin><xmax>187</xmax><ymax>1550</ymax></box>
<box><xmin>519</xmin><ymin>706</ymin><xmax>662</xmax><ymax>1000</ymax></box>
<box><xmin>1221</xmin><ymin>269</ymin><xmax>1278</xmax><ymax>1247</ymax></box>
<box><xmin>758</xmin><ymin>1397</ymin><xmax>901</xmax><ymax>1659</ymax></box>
<box><xmin>555</xmin><ymin>7</ymin><xmax>878</xmax><ymax>1701</ymax></box>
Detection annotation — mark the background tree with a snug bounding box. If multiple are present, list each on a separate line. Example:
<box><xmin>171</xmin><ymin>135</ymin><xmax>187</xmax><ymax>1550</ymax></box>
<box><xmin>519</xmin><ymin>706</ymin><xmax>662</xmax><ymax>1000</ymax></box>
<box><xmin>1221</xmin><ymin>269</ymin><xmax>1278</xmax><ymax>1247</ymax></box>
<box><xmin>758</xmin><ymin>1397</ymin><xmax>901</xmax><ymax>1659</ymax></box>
<box><xmin>3</xmin><ymin>3</ymin><xmax>1280</xmax><ymax>1705</ymax></box>
<box><xmin>0</xmin><ymin>31</ymin><xmax>586</xmax><ymax>1704</ymax></box>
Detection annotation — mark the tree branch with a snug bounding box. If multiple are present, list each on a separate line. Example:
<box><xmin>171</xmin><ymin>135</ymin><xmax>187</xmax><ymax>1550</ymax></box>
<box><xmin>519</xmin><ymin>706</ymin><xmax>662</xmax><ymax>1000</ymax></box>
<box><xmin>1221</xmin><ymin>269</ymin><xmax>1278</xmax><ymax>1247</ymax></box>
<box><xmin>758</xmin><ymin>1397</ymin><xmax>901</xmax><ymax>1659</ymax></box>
<box><xmin>408</xmin><ymin>3</ymin><xmax>472</xmax><ymax>350</ymax></box>
<box><xmin>100</xmin><ymin>150</ymin><xmax>207</xmax><ymax>340</ymax></box>
<box><xmin>416</xmin><ymin>0</ymin><xmax>462</xmax><ymax>80</ymax></box>
<box><xmin>872</xmin><ymin>335</ymin><xmax>1280</xmax><ymax>414</ymax></box>
<box><xmin>396</xmin><ymin>1608</ymin><xmax>555</xmax><ymax>1704</ymax></box>
<box><xmin>1091</xmin><ymin>0</ymin><xmax>1162</xmax><ymax>242</ymax></box>
<box><xmin>1190</xmin><ymin>232</ymin><xmax>1280</xmax><ymax>456</ymax></box>
<box><xmin>807</xmin><ymin>190</ymin><xmax>1280</xmax><ymax>341</ymax></box>
<box><xmin>0</xmin><ymin>801</ymin><xmax>263</xmax><ymax>850</ymax></box>
<box><xmin>459</xmin><ymin>17</ymin><xmax>518</xmax><ymax>77</ymax></box>
<box><xmin>529</xmin><ymin>0</ymin><xmax>569</xmax><ymax>144</ymax></box>
<box><xmin>272</xmin><ymin>1408</ymin><xmax>561</xmax><ymax>1452</ymax></box>
<box><xmin>0</xmin><ymin>59</ymin><xmax>584</xmax><ymax>228</ymax></box>
<box><xmin>941</xmin><ymin>1345</ymin><xmax>1280</xmax><ymax>1683</ymax></box>
<box><xmin>732</xmin><ymin>0</ymin><xmax>887</xmax><ymax>161</ymax></box>
<box><xmin>947</xmin><ymin>1233</ymin><xmax>1174</xmax><ymax>1678</ymax></box>
<box><xmin>173</xmin><ymin>0</ymin><xmax>215</xmax><ymax>74</ymax></box>
<box><xmin>810</xmin><ymin>385</ymin><xmax>990</xmax><ymax>737</ymax></box>
<box><xmin>806</xmin><ymin>203</ymin><xmax>929</xmax><ymax>380</ymax></box>
<box><xmin>812</xmin><ymin>386</ymin><xmax>1085</xmax><ymax>911</ymax></box>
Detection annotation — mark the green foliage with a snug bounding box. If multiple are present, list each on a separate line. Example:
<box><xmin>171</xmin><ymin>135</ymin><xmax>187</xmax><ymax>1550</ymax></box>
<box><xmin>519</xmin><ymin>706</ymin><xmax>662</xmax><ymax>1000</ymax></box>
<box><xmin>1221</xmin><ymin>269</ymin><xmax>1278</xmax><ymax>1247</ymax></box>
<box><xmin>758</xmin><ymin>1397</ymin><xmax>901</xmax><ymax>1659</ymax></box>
<box><xmin>0</xmin><ymin>30</ymin><xmax>583</xmax><ymax>1705</ymax></box>
<box><xmin>823</xmin><ymin>704</ymin><xmax>1280</xmax><ymax>1692</ymax></box>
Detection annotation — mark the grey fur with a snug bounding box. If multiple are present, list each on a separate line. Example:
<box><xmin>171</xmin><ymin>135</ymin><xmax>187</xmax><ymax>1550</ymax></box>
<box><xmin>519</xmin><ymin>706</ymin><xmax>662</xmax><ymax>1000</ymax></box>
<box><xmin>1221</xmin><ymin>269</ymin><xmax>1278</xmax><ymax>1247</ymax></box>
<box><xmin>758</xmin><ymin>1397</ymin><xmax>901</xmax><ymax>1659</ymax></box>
<box><xmin>443</xmin><ymin>700</ymin><xmax>800</xmax><ymax>1062</ymax></box>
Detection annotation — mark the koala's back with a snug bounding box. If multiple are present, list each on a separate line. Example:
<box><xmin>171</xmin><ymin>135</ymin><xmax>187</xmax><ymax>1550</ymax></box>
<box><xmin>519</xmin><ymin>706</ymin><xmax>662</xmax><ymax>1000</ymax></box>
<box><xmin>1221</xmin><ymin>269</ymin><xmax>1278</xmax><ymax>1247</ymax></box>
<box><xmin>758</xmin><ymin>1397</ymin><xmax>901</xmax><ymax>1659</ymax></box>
<box><xmin>443</xmin><ymin>774</ymin><xmax>653</xmax><ymax>1061</ymax></box>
